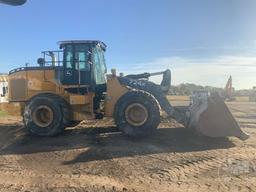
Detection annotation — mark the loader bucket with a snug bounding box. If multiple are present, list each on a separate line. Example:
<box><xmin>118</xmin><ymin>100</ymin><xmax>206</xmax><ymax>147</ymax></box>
<box><xmin>188</xmin><ymin>91</ymin><xmax>249</xmax><ymax>140</ymax></box>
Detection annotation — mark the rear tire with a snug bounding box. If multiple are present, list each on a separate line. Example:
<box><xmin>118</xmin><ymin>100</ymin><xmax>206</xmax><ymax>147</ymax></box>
<box><xmin>114</xmin><ymin>91</ymin><xmax>160</xmax><ymax>137</ymax></box>
<box><xmin>23</xmin><ymin>96</ymin><xmax>64</xmax><ymax>136</ymax></box>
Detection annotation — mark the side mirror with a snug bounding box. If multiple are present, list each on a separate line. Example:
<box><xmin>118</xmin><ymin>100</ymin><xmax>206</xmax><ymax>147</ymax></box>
<box><xmin>37</xmin><ymin>58</ymin><xmax>45</xmax><ymax>67</ymax></box>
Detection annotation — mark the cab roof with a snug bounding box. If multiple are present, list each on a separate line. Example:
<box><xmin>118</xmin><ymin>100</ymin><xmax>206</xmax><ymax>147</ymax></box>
<box><xmin>58</xmin><ymin>40</ymin><xmax>106</xmax><ymax>49</ymax></box>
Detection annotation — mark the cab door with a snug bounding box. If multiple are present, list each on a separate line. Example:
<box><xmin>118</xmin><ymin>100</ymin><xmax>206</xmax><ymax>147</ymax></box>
<box><xmin>62</xmin><ymin>44</ymin><xmax>76</xmax><ymax>85</ymax></box>
<box><xmin>74</xmin><ymin>44</ymin><xmax>91</xmax><ymax>85</ymax></box>
<box><xmin>62</xmin><ymin>44</ymin><xmax>91</xmax><ymax>85</ymax></box>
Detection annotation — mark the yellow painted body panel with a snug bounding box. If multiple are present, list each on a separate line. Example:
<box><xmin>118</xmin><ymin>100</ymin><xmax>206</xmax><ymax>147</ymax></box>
<box><xmin>8</xmin><ymin>69</ymin><xmax>60</xmax><ymax>101</ymax></box>
<box><xmin>104</xmin><ymin>74</ymin><xmax>128</xmax><ymax>117</ymax></box>
<box><xmin>69</xmin><ymin>94</ymin><xmax>92</xmax><ymax>105</ymax></box>
<box><xmin>8</xmin><ymin>68</ymin><xmax>128</xmax><ymax>121</ymax></box>
<box><xmin>8</xmin><ymin>69</ymin><xmax>94</xmax><ymax>121</ymax></box>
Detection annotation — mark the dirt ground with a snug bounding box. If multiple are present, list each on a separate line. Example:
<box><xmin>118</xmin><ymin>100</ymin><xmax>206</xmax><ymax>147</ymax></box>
<box><xmin>0</xmin><ymin>101</ymin><xmax>256</xmax><ymax>192</ymax></box>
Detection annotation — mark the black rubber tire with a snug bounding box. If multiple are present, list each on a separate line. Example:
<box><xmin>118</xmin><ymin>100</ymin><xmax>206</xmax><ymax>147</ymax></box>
<box><xmin>23</xmin><ymin>96</ymin><xmax>64</xmax><ymax>136</ymax></box>
<box><xmin>29</xmin><ymin>93</ymin><xmax>73</xmax><ymax>127</ymax></box>
<box><xmin>46</xmin><ymin>94</ymin><xmax>72</xmax><ymax>128</ymax></box>
<box><xmin>114</xmin><ymin>91</ymin><xmax>160</xmax><ymax>137</ymax></box>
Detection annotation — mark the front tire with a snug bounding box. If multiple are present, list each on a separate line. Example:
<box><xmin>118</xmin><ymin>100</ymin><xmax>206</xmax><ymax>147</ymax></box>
<box><xmin>114</xmin><ymin>91</ymin><xmax>160</xmax><ymax>137</ymax></box>
<box><xmin>23</xmin><ymin>96</ymin><xmax>64</xmax><ymax>136</ymax></box>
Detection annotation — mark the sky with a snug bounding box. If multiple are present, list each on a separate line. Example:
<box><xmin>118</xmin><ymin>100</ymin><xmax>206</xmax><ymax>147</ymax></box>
<box><xmin>0</xmin><ymin>0</ymin><xmax>256</xmax><ymax>89</ymax></box>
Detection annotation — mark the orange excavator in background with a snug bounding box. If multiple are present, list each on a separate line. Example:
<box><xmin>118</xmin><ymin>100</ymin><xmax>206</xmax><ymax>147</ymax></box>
<box><xmin>223</xmin><ymin>76</ymin><xmax>236</xmax><ymax>101</ymax></box>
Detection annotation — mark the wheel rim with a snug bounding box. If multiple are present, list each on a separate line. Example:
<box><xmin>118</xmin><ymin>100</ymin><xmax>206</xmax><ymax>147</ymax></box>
<box><xmin>32</xmin><ymin>105</ymin><xmax>54</xmax><ymax>128</ymax></box>
<box><xmin>125</xmin><ymin>103</ymin><xmax>149</xmax><ymax>126</ymax></box>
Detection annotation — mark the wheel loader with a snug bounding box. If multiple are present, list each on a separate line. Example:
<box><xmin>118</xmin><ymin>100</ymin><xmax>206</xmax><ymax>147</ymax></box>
<box><xmin>7</xmin><ymin>40</ymin><xmax>249</xmax><ymax>140</ymax></box>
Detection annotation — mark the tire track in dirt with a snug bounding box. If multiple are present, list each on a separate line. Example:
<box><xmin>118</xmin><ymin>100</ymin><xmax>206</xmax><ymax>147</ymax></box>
<box><xmin>0</xmin><ymin>149</ymin><xmax>139</xmax><ymax>192</ymax></box>
<box><xmin>149</xmin><ymin>146</ymin><xmax>256</xmax><ymax>181</ymax></box>
<box><xmin>0</xmin><ymin>170</ymin><xmax>130</xmax><ymax>192</ymax></box>
<box><xmin>144</xmin><ymin>146</ymin><xmax>256</xmax><ymax>192</ymax></box>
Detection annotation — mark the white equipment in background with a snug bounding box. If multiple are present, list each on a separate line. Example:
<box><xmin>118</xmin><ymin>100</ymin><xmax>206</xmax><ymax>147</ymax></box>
<box><xmin>0</xmin><ymin>74</ymin><xmax>8</xmax><ymax>103</ymax></box>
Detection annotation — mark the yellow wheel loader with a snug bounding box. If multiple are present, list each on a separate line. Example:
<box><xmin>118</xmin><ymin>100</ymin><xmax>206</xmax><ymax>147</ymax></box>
<box><xmin>8</xmin><ymin>40</ymin><xmax>249</xmax><ymax>140</ymax></box>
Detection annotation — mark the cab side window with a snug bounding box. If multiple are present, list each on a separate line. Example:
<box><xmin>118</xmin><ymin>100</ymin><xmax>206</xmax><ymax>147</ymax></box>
<box><xmin>65</xmin><ymin>45</ymin><xmax>73</xmax><ymax>69</ymax></box>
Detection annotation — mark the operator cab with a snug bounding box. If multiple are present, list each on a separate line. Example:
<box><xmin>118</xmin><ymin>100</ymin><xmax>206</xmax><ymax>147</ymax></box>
<box><xmin>59</xmin><ymin>40</ymin><xmax>107</xmax><ymax>89</ymax></box>
<box><xmin>34</xmin><ymin>40</ymin><xmax>107</xmax><ymax>95</ymax></box>
<box><xmin>37</xmin><ymin>40</ymin><xmax>107</xmax><ymax>92</ymax></box>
